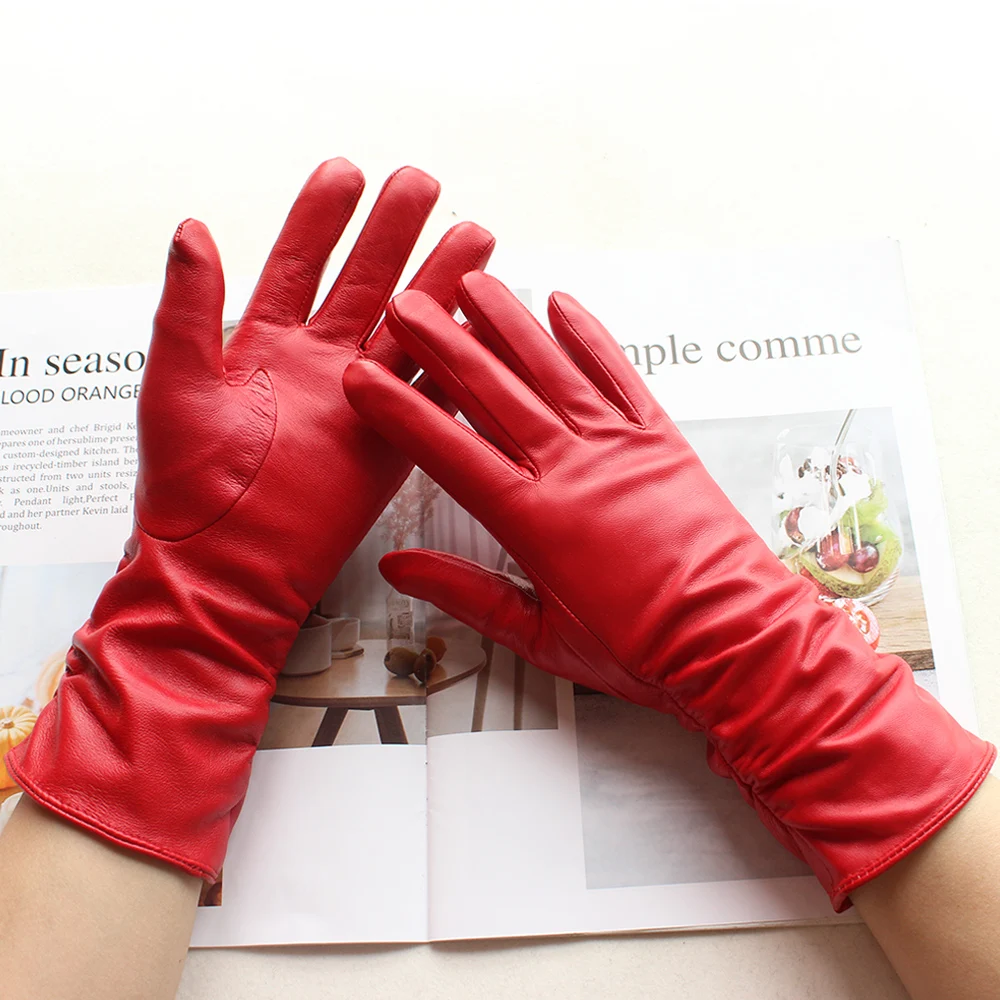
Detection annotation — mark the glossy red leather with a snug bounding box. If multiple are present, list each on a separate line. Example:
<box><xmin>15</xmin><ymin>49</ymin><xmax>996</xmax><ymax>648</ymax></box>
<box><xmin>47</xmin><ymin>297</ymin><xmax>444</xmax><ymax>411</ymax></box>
<box><xmin>5</xmin><ymin>160</ymin><xmax>494</xmax><ymax>880</ymax></box>
<box><xmin>344</xmin><ymin>271</ymin><xmax>995</xmax><ymax>910</ymax></box>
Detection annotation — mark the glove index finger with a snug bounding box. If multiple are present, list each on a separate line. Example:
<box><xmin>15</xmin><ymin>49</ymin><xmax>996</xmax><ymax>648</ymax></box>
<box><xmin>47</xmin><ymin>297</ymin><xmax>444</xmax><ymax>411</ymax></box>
<box><xmin>343</xmin><ymin>358</ymin><xmax>529</xmax><ymax>514</ymax></box>
<box><xmin>385</xmin><ymin>290</ymin><xmax>570</xmax><ymax>467</ymax></box>
<box><xmin>361</xmin><ymin>221</ymin><xmax>496</xmax><ymax>379</ymax></box>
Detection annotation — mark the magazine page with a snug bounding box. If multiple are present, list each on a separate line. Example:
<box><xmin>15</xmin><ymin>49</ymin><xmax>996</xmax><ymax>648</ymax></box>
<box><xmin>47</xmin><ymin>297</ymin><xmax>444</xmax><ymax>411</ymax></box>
<box><xmin>425</xmin><ymin>241</ymin><xmax>985</xmax><ymax>940</ymax></box>
<box><xmin>1</xmin><ymin>243</ymin><xmax>986</xmax><ymax>947</ymax></box>
<box><xmin>0</xmin><ymin>281</ymin><xmax>430</xmax><ymax>946</ymax></box>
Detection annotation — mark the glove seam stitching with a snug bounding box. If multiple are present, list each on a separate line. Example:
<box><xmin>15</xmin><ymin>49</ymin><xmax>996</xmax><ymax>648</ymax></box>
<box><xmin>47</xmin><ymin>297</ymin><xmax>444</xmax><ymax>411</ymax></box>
<box><xmin>420</xmin><ymin>233</ymin><xmax>497</xmax><ymax>318</ymax></box>
<box><xmin>830</xmin><ymin>740</ymin><xmax>997</xmax><ymax>904</ymax></box>
<box><xmin>382</xmin><ymin>301</ymin><xmax>542</xmax><ymax>476</ymax></box>
<box><xmin>364</xmin><ymin>358</ymin><xmax>540</xmax><ymax>481</ymax></box>
<box><xmin>548</xmin><ymin>295</ymin><xmax>647</xmax><ymax>428</ymax></box>
<box><xmin>135</xmin><ymin>369</ymin><xmax>278</xmax><ymax>543</ymax></box>
<box><xmin>4</xmin><ymin>752</ymin><xmax>219</xmax><ymax>881</ymax></box>
<box><xmin>495</xmin><ymin>537</ymin><xmax>705</xmax><ymax>730</ymax></box>
<box><xmin>425</xmin><ymin>355</ymin><xmax>540</xmax><ymax>477</ymax></box>
<box><xmin>459</xmin><ymin>294</ymin><xmax>584</xmax><ymax>436</ymax></box>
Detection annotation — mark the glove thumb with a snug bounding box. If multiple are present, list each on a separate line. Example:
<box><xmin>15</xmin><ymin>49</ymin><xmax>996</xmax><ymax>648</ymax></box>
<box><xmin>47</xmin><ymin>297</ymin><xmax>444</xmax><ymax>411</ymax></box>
<box><xmin>137</xmin><ymin>220</ymin><xmax>275</xmax><ymax>541</ymax></box>
<box><xmin>150</xmin><ymin>219</ymin><xmax>225</xmax><ymax>380</ymax></box>
<box><xmin>380</xmin><ymin>549</ymin><xmax>544</xmax><ymax>661</ymax></box>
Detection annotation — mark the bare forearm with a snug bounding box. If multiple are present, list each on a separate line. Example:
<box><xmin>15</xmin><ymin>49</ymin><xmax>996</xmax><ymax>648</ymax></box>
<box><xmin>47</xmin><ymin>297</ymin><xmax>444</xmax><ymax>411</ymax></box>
<box><xmin>0</xmin><ymin>796</ymin><xmax>200</xmax><ymax>1000</ymax></box>
<box><xmin>853</xmin><ymin>774</ymin><xmax>1000</xmax><ymax>1000</ymax></box>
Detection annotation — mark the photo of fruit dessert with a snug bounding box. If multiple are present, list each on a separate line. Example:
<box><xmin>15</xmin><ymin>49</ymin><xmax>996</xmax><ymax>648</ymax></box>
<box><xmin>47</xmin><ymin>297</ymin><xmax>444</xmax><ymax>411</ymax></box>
<box><xmin>774</xmin><ymin>442</ymin><xmax>902</xmax><ymax>605</ymax></box>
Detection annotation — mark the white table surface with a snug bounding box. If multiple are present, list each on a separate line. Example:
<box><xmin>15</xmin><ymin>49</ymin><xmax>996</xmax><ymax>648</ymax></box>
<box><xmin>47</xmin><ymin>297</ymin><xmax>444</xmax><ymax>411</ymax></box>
<box><xmin>4</xmin><ymin>3</ymin><xmax>998</xmax><ymax>996</ymax></box>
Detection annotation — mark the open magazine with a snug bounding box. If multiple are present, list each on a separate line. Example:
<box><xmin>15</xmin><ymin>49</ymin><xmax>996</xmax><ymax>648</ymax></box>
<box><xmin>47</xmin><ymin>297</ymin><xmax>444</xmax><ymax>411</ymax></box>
<box><xmin>0</xmin><ymin>242</ymin><xmax>984</xmax><ymax>945</ymax></box>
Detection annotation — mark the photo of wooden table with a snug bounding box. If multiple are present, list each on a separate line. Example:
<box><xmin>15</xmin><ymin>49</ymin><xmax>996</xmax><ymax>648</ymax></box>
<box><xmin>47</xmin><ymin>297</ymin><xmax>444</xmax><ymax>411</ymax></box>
<box><xmin>866</xmin><ymin>575</ymin><xmax>933</xmax><ymax>670</ymax></box>
<box><xmin>272</xmin><ymin>639</ymin><xmax>487</xmax><ymax>745</ymax></box>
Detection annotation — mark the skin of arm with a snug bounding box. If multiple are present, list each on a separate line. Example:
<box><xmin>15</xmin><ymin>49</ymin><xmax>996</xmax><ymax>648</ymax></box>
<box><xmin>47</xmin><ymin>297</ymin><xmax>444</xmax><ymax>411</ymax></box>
<box><xmin>853</xmin><ymin>773</ymin><xmax>1000</xmax><ymax>999</ymax></box>
<box><xmin>0</xmin><ymin>796</ymin><xmax>200</xmax><ymax>1000</ymax></box>
<box><xmin>0</xmin><ymin>778</ymin><xmax>996</xmax><ymax>1000</ymax></box>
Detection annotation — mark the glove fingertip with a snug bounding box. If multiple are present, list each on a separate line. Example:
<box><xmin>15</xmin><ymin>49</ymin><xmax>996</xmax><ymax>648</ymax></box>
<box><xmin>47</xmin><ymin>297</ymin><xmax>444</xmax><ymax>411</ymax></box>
<box><xmin>456</xmin><ymin>267</ymin><xmax>498</xmax><ymax>301</ymax></box>
<box><xmin>387</xmin><ymin>288</ymin><xmax>445</xmax><ymax>330</ymax></box>
<box><xmin>309</xmin><ymin>157</ymin><xmax>365</xmax><ymax>196</ymax></box>
<box><xmin>342</xmin><ymin>357</ymin><xmax>395</xmax><ymax>411</ymax></box>
<box><xmin>378</xmin><ymin>548</ymin><xmax>427</xmax><ymax>591</ymax></box>
<box><xmin>449</xmin><ymin>222</ymin><xmax>497</xmax><ymax>269</ymax></box>
<box><xmin>169</xmin><ymin>219</ymin><xmax>218</xmax><ymax>268</ymax></box>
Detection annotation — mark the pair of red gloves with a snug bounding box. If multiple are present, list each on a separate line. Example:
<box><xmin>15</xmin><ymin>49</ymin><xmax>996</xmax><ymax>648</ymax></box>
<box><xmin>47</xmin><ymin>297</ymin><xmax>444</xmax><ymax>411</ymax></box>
<box><xmin>6</xmin><ymin>161</ymin><xmax>993</xmax><ymax>911</ymax></box>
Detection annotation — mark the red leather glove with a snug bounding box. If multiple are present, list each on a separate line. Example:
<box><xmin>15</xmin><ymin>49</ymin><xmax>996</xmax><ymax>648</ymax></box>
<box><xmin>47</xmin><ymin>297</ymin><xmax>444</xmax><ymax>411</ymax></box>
<box><xmin>344</xmin><ymin>271</ymin><xmax>995</xmax><ymax>911</ymax></box>
<box><xmin>5</xmin><ymin>160</ymin><xmax>494</xmax><ymax>881</ymax></box>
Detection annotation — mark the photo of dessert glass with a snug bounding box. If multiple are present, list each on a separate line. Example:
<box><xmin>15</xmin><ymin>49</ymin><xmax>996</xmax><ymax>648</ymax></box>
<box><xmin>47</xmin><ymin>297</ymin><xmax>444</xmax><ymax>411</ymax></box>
<box><xmin>772</xmin><ymin>425</ymin><xmax>903</xmax><ymax>605</ymax></box>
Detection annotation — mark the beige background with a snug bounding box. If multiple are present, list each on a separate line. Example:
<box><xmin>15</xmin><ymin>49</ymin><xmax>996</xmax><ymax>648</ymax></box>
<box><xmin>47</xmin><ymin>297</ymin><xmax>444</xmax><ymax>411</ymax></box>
<box><xmin>3</xmin><ymin>2</ymin><xmax>998</xmax><ymax>996</ymax></box>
